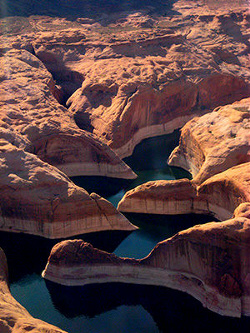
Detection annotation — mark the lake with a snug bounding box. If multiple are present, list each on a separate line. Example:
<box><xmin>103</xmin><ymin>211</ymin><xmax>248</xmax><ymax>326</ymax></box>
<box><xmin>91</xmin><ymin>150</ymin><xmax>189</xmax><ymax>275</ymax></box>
<box><xmin>1</xmin><ymin>131</ymin><xmax>249</xmax><ymax>332</ymax></box>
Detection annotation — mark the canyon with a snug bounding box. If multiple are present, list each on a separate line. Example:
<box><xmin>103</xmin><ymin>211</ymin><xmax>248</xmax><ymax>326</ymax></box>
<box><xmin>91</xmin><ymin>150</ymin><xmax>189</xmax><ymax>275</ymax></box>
<box><xmin>43</xmin><ymin>98</ymin><xmax>250</xmax><ymax>317</ymax></box>
<box><xmin>0</xmin><ymin>0</ymin><xmax>250</xmax><ymax>331</ymax></box>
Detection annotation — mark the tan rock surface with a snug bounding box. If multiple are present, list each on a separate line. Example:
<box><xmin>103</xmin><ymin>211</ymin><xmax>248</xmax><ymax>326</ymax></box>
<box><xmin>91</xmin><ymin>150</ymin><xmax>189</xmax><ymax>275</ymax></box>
<box><xmin>27</xmin><ymin>4</ymin><xmax>250</xmax><ymax>157</ymax></box>
<box><xmin>0</xmin><ymin>48</ymin><xmax>136</xmax><ymax>179</ymax></box>
<box><xmin>0</xmin><ymin>139</ymin><xmax>136</xmax><ymax>238</ymax></box>
<box><xmin>1</xmin><ymin>1</ymin><xmax>249</xmax><ymax>158</ymax></box>
<box><xmin>168</xmin><ymin>98</ymin><xmax>250</xmax><ymax>183</ymax></box>
<box><xmin>118</xmin><ymin>162</ymin><xmax>250</xmax><ymax>220</ymax></box>
<box><xmin>42</xmin><ymin>202</ymin><xmax>250</xmax><ymax>317</ymax></box>
<box><xmin>0</xmin><ymin>247</ymin><xmax>67</xmax><ymax>333</ymax></box>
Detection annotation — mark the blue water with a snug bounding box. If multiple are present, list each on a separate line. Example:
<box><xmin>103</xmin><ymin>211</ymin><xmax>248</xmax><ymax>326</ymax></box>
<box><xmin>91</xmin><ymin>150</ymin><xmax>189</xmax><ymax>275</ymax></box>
<box><xmin>1</xmin><ymin>132</ymin><xmax>250</xmax><ymax>332</ymax></box>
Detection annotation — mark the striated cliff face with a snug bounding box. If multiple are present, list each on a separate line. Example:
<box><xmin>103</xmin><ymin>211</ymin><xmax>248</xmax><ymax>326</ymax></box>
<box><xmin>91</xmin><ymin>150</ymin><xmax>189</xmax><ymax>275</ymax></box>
<box><xmin>42</xmin><ymin>202</ymin><xmax>250</xmax><ymax>317</ymax></box>
<box><xmin>0</xmin><ymin>247</ymin><xmax>67</xmax><ymax>333</ymax></box>
<box><xmin>34</xmin><ymin>5</ymin><xmax>250</xmax><ymax>158</ymax></box>
<box><xmin>0</xmin><ymin>139</ymin><xmax>136</xmax><ymax>239</ymax></box>
<box><xmin>168</xmin><ymin>98</ymin><xmax>250</xmax><ymax>183</ymax></box>
<box><xmin>1</xmin><ymin>1</ymin><xmax>249</xmax><ymax>158</ymax></box>
<box><xmin>43</xmin><ymin>94</ymin><xmax>250</xmax><ymax>317</ymax></box>
<box><xmin>118</xmin><ymin>162</ymin><xmax>250</xmax><ymax>221</ymax></box>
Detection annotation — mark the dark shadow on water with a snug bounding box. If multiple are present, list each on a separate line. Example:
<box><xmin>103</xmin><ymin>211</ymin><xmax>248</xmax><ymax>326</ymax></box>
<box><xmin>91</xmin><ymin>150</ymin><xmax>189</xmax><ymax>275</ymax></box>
<box><xmin>45</xmin><ymin>281</ymin><xmax>250</xmax><ymax>333</ymax></box>
<box><xmin>71</xmin><ymin>130</ymin><xmax>191</xmax><ymax>203</ymax></box>
<box><xmin>124</xmin><ymin>212</ymin><xmax>218</xmax><ymax>239</ymax></box>
<box><xmin>124</xmin><ymin>129</ymin><xmax>181</xmax><ymax>171</ymax></box>
<box><xmin>71</xmin><ymin>175</ymin><xmax>132</xmax><ymax>198</ymax></box>
<box><xmin>0</xmin><ymin>230</ymin><xmax>131</xmax><ymax>283</ymax></box>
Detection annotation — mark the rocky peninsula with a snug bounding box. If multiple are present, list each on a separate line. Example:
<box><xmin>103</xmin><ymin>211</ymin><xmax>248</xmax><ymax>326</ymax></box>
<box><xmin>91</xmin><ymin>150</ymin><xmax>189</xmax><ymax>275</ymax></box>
<box><xmin>43</xmin><ymin>97</ymin><xmax>250</xmax><ymax>317</ymax></box>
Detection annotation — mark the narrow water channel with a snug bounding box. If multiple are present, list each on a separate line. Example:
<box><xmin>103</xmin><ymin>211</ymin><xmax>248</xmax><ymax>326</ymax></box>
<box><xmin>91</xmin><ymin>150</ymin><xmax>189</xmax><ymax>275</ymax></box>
<box><xmin>2</xmin><ymin>131</ymin><xmax>250</xmax><ymax>332</ymax></box>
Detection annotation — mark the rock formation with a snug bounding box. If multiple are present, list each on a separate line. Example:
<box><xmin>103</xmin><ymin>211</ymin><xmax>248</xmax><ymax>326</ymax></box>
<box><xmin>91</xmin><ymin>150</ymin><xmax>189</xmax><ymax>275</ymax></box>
<box><xmin>118</xmin><ymin>97</ymin><xmax>250</xmax><ymax>219</ymax></box>
<box><xmin>0</xmin><ymin>247</ymin><xmax>67</xmax><ymax>333</ymax></box>
<box><xmin>0</xmin><ymin>48</ymin><xmax>136</xmax><ymax>179</ymax></box>
<box><xmin>42</xmin><ymin>201</ymin><xmax>250</xmax><ymax>317</ymax></box>
<box><xmin>30</xmin><ymin>3</ymin><xmax>250</xmax><ymax>157</ymax></box>
<box><xmin>118</xmin><ymin>162</ymin><xmax>250</xmax><ymax>221</ymax></box>
<box><xmin>168</xmin><ymin>98</ymin><xmax>250</xmax><ymax>183</ymax></box>
<box><xmin>43</xmin><ymin>95</ymin><xmax>250</xmax><ymax>317</ymax></box>
<box><xmin>0</xmin><ymin>139</ymin><xmax>137</xmax><ymax>238</ymax></box>
<box><xmin>1</xmin><ymin>1</ymin><xmax>249</xmax><ymax>158</ymax></box>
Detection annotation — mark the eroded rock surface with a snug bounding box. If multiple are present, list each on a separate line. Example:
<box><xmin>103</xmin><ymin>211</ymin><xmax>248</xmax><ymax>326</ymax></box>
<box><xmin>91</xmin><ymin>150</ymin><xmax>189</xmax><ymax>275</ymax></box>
<box><xmin>1</xmin><ymin>1</ymin><xmax>249</xmax><ymax>158</ymax></box>
<box><xmin>118</xmin><ymin>162</ymin><xmax>250</xmax><ymax>221</ymax></box>
<box><xmin>168</xmin><ymin>98</ymin><xmax>250</xmax><ymax>183</ymax></box>
<box><xmin>0</xmin><ymin>139</ymin><xmax>136</xmax><ymax>238</ymax></box>
<box><xmin>0</xmin><ymin>247</ymin><xmax>67</xmax><ymax>333</ymax></box>
<box><xmin>42</xmin><ymin>202</ymin><xmax>250</xmax><ymax>317</ymax></box>
<box><xmin>0</xmin><ymin>48</ymin><xmax>136</xmax><ymax>179</ymax></box>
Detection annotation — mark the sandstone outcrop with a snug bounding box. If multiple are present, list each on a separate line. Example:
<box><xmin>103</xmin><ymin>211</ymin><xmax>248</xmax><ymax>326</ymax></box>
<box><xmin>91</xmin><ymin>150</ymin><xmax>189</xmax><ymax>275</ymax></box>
<box><xmin>118</xmin><ymin>162</ymin><xmax>250</xmax><ymax>221</ymax></box>
<box><xmin>28</xmin><ymin>3</ymin><xmax>250</xmax><ymax>157</ymax></box>
<box><xmin>1</xmin><ymin>1</ymin><xmax>249</xmax><ymax>158</ymax></box>
<box><xmin>0</xmin><ymin>48</ymin><xmax>136</xmax><ymax>179</ymax></box>
<box><xmin>0</xmin><ymin>247</ymin><xmax>67</xmax><ymax>333</ymax></box>
<box><xmin>168</xmin><ymin>98</ymin><xmax>250</xmax><ymax>183</ymax></box>
<box><xmin>0</xmin><ymin>139</ymin><xmax>136</xmax><ymax>238</ymax></box>
<box><xmin>42</xmin><ymin>201</ymin><xmax>250</xmax><ymax>317</ymax></box>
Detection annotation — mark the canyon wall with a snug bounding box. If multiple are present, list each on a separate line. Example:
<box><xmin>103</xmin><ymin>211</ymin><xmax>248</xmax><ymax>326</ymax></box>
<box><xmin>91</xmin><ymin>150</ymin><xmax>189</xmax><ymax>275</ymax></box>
<box><xmin>42</xmin><ymin>201</ymin><xmax>250</xmax><ymax>317</ymax></box>
<box><xmin>0</xmin><ymin>139</ymin><xmax>136</xmax><ymax>238</ymax></box>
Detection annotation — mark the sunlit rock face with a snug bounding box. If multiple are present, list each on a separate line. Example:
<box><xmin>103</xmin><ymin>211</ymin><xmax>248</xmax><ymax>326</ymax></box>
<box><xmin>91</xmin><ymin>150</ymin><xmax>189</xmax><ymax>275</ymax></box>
<box><xmin>27</xmin><ymin>3</ymin><xmax>249</xmax><ymax>158</ymax></box>
<box><xmin>0</xmin><ymin>139</ymin><xmax>137</xmax><ymax>239</ymax></box>
<box><xmin>0</xmin><ymin>49</ymin><xmax>136</xmax><ymax>179</ymax></box>
<box><xmin>168</xmin><ymin>98</ymin><xmax>250</xmax><ymax>184</ymax></box>
<box><xmin>1</xmin><ymin>1</ymin><xmax>249</xmax><ymax>158</ymax></box>
<box><xmin>42</xmin><ymin>202</ymin><xmax>250</xmax><ymax>317</ymax></box>
<box><xmin>118</xmin><ymin>162</ymin><xmax>250</xmax><ymax>221</ymax></box>
<box><xmin>43</xmin><ymin>95</ymin><xmax>250</xmax><ymax>317</ymax></box>
<box><xmin>0</xmin><ymin>247</ymin><xmax>67</xmax><ymax>333</ymax></box>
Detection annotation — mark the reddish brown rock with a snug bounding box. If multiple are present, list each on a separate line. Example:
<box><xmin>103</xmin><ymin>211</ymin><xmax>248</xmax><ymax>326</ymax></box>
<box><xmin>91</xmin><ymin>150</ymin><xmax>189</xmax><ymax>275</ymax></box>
<box><xmin>1</xmin><ymin>4</ymin><xmax>249</xmax><ymax>159</ymax></box>
<box><xmin>168</xmin><ymin>98</ymin><xmax>250</xmax><ymax>183</ymax></box>
<box><xmin>42</xmin><ymin>202</ymin><xmax>250</xmax><ymax>317</ymax></box>
<box><xmin>0</xmin><ymin>48</ymin><xmax>136</xmax><ymax>179</ymax></box>
<box><xmin>0</xmin><ymin>247</ymin><xmax>67</xmax><ymax>333</ymax></box>
<box><xmin>0</xmin><ymin>139</ymin><xmax>136</xmax><ymax>239</ymax></box>
<box><xmin>25</xmin><ymin>6</ymin><xmax>249</xmax><ymax>157</ymax></box>
<box><xmin>118</xmin><ymin>162</ymin><xmax>250</xmax><ymax>221</ymax></box>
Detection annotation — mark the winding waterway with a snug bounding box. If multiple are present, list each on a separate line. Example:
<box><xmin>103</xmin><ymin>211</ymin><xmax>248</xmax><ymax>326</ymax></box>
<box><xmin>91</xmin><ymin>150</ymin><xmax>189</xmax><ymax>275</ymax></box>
<box><xmin>1</xmin><ymin>131</ymin><xmax>250</xmax><ymax>332</ymax></box>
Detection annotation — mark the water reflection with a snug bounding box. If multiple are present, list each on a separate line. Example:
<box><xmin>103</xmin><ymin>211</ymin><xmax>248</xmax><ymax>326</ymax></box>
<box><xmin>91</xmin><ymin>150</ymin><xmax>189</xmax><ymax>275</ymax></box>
<box><xmin>0</xmin><ymin>230</ymin><xmax>130</xmax><ymax>283</ymax></box>
<box><xmin>45</xmin><ymin>281</ymin><xmax>250</xmax><ymax>333</ymax></box>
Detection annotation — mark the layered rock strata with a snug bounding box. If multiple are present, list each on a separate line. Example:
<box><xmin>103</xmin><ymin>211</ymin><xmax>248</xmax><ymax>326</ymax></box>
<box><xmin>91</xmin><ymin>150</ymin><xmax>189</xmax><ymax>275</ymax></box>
<box><xmin>33</xmin><ymin>4</ymin><xmax>250</xmax><ymax>157</ymax></box>
<box><xmin>42</xmin><ymin>202</ymin><xmax>250</xmax><ymax>317</ymax></box>
<box><xmin>168</xmin><ymin>98</ymin><xmax>250</xmax><ymax>183</ymax></box>
<box><xmin>1</xmin><ymin>1</ymin><xmax>249</xmax><ymax>158</ymax></box>
<box><xmin>0</xmin><ymin>48</ymin><xmax>136</xmax><ymax>179</ymax></box>
<box><xmin>118</xmin><ymin>162</ymin><xmax>250</xmax><ymax>221</ymax></box>
<box><xmin>0</xmin><ymin>139</ymin><xmax>136</xmax><ymax>239</ymax></box>
<box><xmin>0</xmin><ymin>247</ymin><xmax>67</xmax><ymax>333</ymax></box>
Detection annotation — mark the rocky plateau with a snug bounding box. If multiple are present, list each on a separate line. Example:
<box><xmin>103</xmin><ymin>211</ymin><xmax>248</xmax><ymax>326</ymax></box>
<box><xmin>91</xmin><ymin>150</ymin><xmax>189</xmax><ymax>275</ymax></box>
<box><xmin>0</xmin><ymin>0</ymin><xmax>250</xmax><ymax>331</ymax></box>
